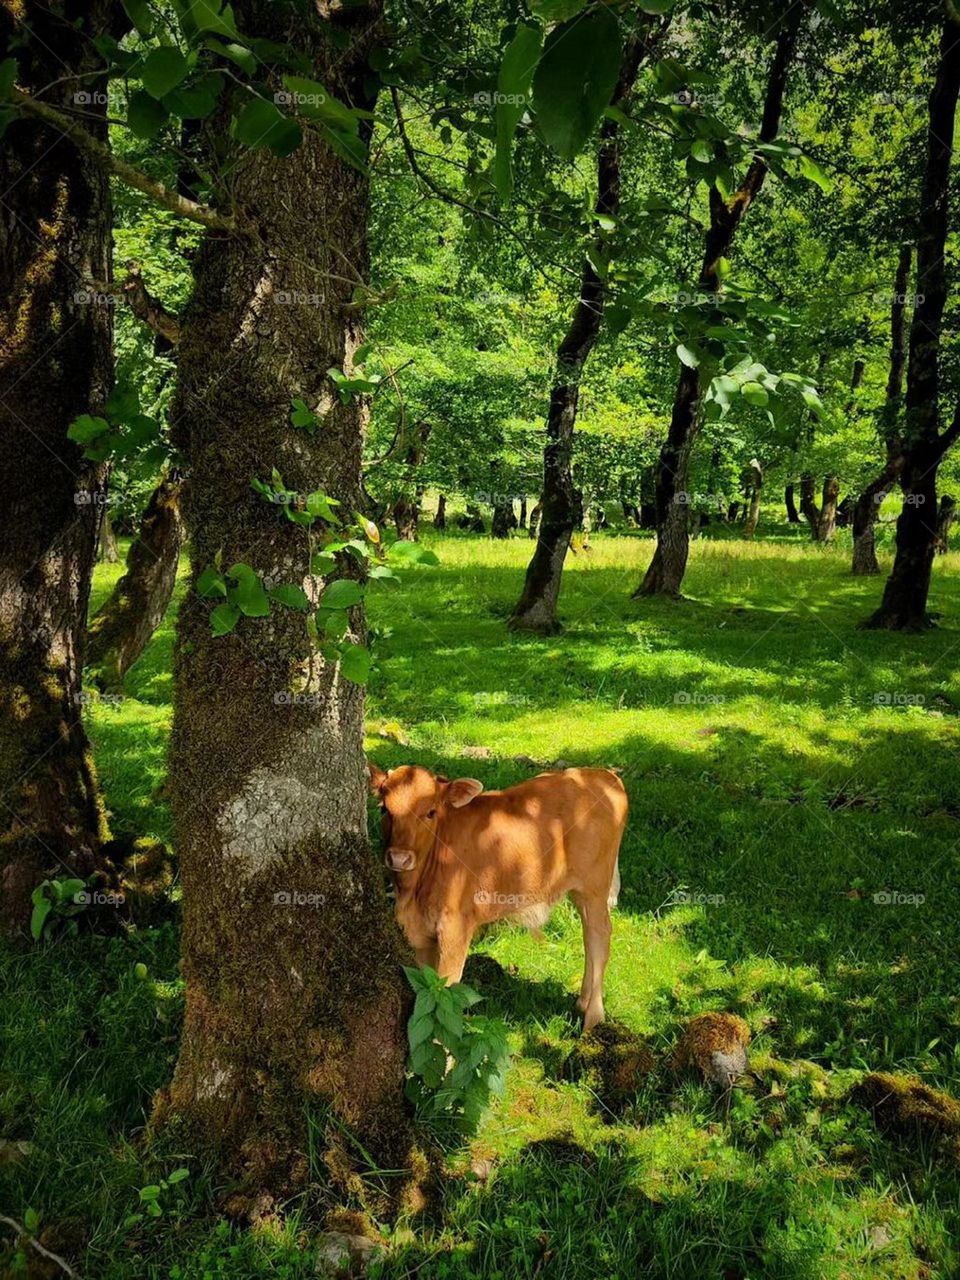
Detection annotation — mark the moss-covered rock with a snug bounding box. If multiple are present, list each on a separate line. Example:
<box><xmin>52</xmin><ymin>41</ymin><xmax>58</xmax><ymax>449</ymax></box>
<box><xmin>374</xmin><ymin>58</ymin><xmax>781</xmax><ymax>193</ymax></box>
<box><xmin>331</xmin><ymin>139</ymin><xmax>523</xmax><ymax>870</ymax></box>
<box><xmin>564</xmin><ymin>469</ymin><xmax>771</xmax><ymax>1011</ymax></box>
<box><xmin>565</xmin><ymin>1020</ymin><xmax>656</xmax><ymax>1115</ymax></box>
<box><xmin>668</xmin><ymin>1012</ymin><xmax>751</xmax><ymax>1087</ymax></box>
<box><xmin>854</xmin><ymin>1071</ymin><xmax>960</xmax><ymax>1151</ymax></box>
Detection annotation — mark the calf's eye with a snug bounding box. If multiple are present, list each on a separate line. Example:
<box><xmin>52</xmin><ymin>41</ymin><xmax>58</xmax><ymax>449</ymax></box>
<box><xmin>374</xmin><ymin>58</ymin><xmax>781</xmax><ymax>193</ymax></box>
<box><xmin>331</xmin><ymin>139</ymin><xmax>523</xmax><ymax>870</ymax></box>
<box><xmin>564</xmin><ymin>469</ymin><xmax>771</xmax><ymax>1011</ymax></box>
<box><xmin>426</xmin><ymin>808</ymin><xmax>436</xmax><ymax>819</ymax></box>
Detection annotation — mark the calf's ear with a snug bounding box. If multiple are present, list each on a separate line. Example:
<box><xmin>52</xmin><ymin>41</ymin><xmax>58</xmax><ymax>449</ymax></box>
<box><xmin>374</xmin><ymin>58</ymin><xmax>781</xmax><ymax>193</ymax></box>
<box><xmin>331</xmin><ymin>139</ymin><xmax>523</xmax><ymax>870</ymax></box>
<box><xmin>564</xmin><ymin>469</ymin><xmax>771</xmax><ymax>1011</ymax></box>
<box><xmin>367</xmin><ymin>762</ymin><xmax>388</xmax><ymax>793</ymax></box>
<box><xmin>447</xmin><ymin>777</ymin><xmax>483</xmax><ymax>808</ymax></box>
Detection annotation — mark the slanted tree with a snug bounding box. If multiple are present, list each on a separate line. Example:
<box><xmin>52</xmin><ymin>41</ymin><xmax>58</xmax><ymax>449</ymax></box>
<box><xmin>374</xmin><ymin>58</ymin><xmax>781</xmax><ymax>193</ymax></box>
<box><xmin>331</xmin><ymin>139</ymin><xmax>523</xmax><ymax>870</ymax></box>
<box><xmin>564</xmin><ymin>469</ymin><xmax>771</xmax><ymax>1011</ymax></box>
<box><xmin>864</xmin><ymin>15</ymin><xmax>960</xmax><ymax>629</ymax></box>
<box><xmin>635</xmin><ymin>14</ymin><xmax>799</xmax><ymax>598</ymax></box>
<box><xmin>510</xmin><ymin>26</ymin><xmax>656</xmax><ymax>632</ymax></box>
<box><xmin>800</xmin><ymin>472</ymin><xmax>840</xmax><ymax>542</ymax></box>
<box><xmin>0</xmin><ymin>1</ymin><xmax>115</xmax><ymax>935</ymax></box>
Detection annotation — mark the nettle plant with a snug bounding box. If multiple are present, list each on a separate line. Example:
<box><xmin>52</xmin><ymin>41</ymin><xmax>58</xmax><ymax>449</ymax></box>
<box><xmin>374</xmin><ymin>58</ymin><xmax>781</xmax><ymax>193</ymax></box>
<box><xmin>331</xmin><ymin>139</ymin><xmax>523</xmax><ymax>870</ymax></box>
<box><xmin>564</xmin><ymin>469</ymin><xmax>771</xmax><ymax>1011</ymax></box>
<box><xmin>196</xmin><ymin>395</ymin><xmax>437</xmax><ymax>686</ymax></box>
<box><xmin>404</xmin><ymin>965</ymin><xmax>510</xmax><ymax>1133</ymax></box>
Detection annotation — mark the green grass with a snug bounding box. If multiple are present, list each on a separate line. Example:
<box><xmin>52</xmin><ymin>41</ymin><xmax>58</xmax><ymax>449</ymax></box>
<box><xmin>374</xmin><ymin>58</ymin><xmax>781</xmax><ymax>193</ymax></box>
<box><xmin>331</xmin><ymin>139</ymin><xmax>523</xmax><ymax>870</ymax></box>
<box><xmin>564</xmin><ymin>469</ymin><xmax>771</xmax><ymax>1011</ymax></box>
<box><xmin>4</xmin><ymin>527</ymin><xmax>960</xmax><ymax>1278</ymax></box>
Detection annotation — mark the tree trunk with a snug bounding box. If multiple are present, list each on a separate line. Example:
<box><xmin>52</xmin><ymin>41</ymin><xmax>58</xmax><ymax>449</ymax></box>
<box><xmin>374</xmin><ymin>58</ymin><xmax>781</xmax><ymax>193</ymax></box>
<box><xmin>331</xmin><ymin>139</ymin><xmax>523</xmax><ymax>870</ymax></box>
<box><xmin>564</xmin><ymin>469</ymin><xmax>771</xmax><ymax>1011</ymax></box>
<box><xmin>851</xmin><ymin>245</ymin><xmax>912</xmax><ymax>575</ymax></box>
<box><xmin>159</xmin><ymin>2</ymin><xmax>417</xmax><ymax>1208</ymax></box>
<box><xmin>86</xmin><ymin>472</ymin><xmax>185</xmax><ymax>689</ymax></box>
<box><xmin>865</xmin><ymin>20</ymin><xmax>960</xmax><ymax>630</ymax></box>
<box><xmin>0</xmin><ymin>2</ymin><xmax>115</xmax><ymax>936</ymax></box>
<box><xmin>785</xmin><ymin>484</ymin><xmax>800</xmax><ymax>523</ymax></box>
<box><xmin>393</xmin><ymin>420</ymin><xmax>431</xmax><ymax>541</ymax></box>
<box><xmin>635</xmin><ymin>19</ymin><xmax>798</xmax><ymax>598</ymax></box>
<box><xmin>518</xmin><ymin>495</ymin><xmax>527</xmax><ymax>529</ymax></box>
<box><xmin>99</xmin><ymin>510</ymin><xmax>121</xmax><ymax>563</ymax></box>
<box><xmin>528</xmin><ymin>499</ymin><xmax>542</xmax><ymax>539</ymax></box>
<box><xmin>743</xmin><ymin>458</ymin><xmax>762</xmax><ymax>538</ymax></box>
<box><xmin>800</xmin><ymin>473</ymin><xmax>839</xmax><ymax>542</ymax></box>
<box><xmin>935</xmin><ymin>495</ymin><xmax>956</xmax><ymax>552</ymax></box>
<box><xmin>491</xmin><ymin>497</ymin><xmax>515</xmax><ymax>538</ymax></box>
<box><xmin>434</xmin><ymin>492</ymin><xmax>447</xmax><ymax>530</ymax></box>
<box><xmin>511</xmin><ymin>33</ymin><xmax>651</xmax><ymax>632</ymax></box>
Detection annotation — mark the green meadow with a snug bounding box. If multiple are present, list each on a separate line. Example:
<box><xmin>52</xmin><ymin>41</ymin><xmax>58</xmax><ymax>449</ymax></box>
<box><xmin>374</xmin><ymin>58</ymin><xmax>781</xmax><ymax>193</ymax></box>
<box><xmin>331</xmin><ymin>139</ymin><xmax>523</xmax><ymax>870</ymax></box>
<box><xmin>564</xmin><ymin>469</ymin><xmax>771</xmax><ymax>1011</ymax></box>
<box><xmin>3</xmin><ymin>528</ymin><xmax>960</xmax><ymax>1279</ymax></box>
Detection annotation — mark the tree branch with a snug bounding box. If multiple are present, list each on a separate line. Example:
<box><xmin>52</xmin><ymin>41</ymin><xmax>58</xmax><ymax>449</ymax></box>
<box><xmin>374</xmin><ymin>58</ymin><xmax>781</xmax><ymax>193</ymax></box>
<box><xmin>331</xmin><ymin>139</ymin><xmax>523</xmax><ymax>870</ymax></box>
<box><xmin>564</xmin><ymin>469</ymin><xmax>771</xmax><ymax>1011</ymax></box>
<box><xmin>12</xmin><ymin>88</ymin><xmax>239</xmax><ymax>234</ymax></box>
<box><xmin>119</xmin><ymin>261</ymin><xmax>181</xmax><ymax>345</ymax></box>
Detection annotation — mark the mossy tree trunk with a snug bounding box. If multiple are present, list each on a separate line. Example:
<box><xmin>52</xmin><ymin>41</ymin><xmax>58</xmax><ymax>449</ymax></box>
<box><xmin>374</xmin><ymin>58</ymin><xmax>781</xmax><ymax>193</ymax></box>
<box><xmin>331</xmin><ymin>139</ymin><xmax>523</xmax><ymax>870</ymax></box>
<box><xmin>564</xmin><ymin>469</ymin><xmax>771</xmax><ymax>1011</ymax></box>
<box><xmin>0</xmin><ymin>1</ymin><xmax>114</xmax><ymax>936</ymax></box>
<box><xmin>161</xmin><ymin>0</ymin><xmax>417</xmax><ymax>1208</ymax></box>
<box><xmin>743</xmin><ymin>458</ymin><xmax>762</xmax><ymax>539</ymax></box>
<box><xmin>511</xmin><ymin>33</ymin><xmax>651</xmax><ymax>633</ymax></box>
<box><xmin>86</xmin><ymin>472</ymin><xmax>185</xmax><ymax>689</ymax></box>
<box><xmin>636</xmin><ymin>18</ymin><xmax>798</xmax><ymax>599</ymax></box>
<box><xmin>864</xmin><ymin>20</ymin><xmax>960</xmax><ymax>630</ymax></box>
<box><xmin>852</xmin><ymin>246</ymin><xmax>912</xmax><ymax>575</ymax></box>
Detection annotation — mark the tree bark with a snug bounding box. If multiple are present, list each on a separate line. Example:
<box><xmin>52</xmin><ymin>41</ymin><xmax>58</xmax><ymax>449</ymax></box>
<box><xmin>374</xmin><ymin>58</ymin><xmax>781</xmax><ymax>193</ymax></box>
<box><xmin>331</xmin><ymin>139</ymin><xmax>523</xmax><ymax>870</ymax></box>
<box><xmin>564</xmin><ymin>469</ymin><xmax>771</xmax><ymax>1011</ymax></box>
<box><xmin>434</xmin><ymin>492</ymin><xmax>447</xmax><ymax>530</ymax></box>
<box><xmin>800</xmin><ymin>473</ymin><xmax>839</xmax><ymax>542</ymax></box>
<box><xmin>86</xmin><ymin>472</ymin><xmax>185</xmax><ymax>689</ymax></box>
<box><xmin>743</xmin><ymin>458</ymin><xmax>762</xmax><ymax>538</ymax></box>
<box><xmin>0</xmin><ymin>2</ymin><xmax>115</xmax><ymax>936</ymax></box>
<box><xmin>635</xmin><ymin>18</ymin><xmax>798</xmax><ymax>598</ymax></box>
<box><xmin>393</xmin><ymin>420</ymin><xmax>431</xmax><ymax>541</ymax></box>
<box><xmin>158</xmin><ymin>0</ymin><xmax>418</xmax><ymax>1208</ymax></box>
<box><xmin>785</xmin><ymin>484</ymin><xmax>800</xmax><ymax>523</ymax></box>
<box><xmin>852</xmin><ymin>245</ymin><xmax>912</xmax><ymax>575</ymax></box>
<box><xmin>491</xmin><ymin>497</ymin><xmax>516</xmax><ymax>538</ymax></box>
<box><xmin>864</xmin><ymin>20</ymin><xmax>960</xmax><ymax>629</ymax></box>
<box><xmin>518</xmin><ymin>495</ymin><xmax>527</xmax><ymax>529</ymax></box>
<box><xmin>528</xmin><ymin>499</ymin><xmax>542</xmax><ymax>539</ymax></box>
<box><xmin>99</xmin><ymin>510</ymin><xmax>121</xmax><ymax>563</ymax></box>
<box><xmin>511</xmin><ymin>32</ymin><xmax>653</xmax><ymax>632</ymax></box>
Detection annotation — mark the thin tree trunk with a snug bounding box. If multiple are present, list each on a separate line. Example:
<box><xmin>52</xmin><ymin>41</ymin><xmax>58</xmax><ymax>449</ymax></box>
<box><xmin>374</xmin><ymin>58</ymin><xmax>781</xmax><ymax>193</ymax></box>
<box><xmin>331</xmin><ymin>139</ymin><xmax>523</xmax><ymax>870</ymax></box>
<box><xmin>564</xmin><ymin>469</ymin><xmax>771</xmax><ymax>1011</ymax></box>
<box><xmin>934</xmin><ymin>495</ymin><xmax>956</xmax><ymax>552</ymax></box>
<box><xmin>864</xmin><ymin>20</ymin><xmax>960</xmax><ymax>629</ymax></box>
<box><xmin>635</xmin><ymin>18</ymin><xmax>798</xmax><ymax>598</ymax></box>
<box><xmin>518</xmin><ymin>495</ymin><xmax>527</xmax><ymax>529</ymax></box>
<box><xmin>785</xmin><ymin>484</ymin><xmax>800</xmax><ymax>523</ymax></box>
<box><xmin>511</xmin><ymin>32</ymin><xmax>653</xmax><ymax>632</ymax></box>
<box><xmin>0</xmin><ymin>2</ymin><xmax>115</xmax><ymax>936</ymax></box>
<box><xmin>491</xmin><ymin>497</ymin><xmax>515</xmax><ymax>538</ymax></box>
<box><xmin>86</xmin><ymin>472</ymin><xmax>185</xmax><ymax>689</ymax></box>
<box><xmin>393</xmin><ymin>420</ymin><xmax>431</xmax><ymax>540</ymax></box>
<box><xmin>158</xmin><ymin>1</ymin><xmax>416</xmax><ymax>1207</ymax></box>
<box><xmin>639</xmin><ymin>470</ymin><xmax>656</xmax><ymax>528</ymax></box>
<box><xmin>434</xmin><ymin>492</ymin><xmax>447</xmax><ymax>530</ymax></box>
<box><xmin>852</xmin><ymin>245</ymin><xmax>912</xmax><ymax>575</ymax></box>
<box><xmin>818</xmin><ymin>475</ymin><xmax>840</xmax><ymax>541</ymax></box>
<box><xmin>743</xmin><ymin>459</ymin><xmax>762</xmax><ymax>538</ymax></box>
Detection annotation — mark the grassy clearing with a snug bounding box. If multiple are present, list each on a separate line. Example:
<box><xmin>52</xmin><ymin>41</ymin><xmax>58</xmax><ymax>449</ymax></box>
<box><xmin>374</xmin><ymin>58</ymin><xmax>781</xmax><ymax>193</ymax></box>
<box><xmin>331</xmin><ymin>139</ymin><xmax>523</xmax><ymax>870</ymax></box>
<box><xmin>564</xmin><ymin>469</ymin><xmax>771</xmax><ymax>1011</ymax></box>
<box><xmin>3</xmin><ymin>527</ymin><xmax>960</xmax><ymax>1278</ymax></box>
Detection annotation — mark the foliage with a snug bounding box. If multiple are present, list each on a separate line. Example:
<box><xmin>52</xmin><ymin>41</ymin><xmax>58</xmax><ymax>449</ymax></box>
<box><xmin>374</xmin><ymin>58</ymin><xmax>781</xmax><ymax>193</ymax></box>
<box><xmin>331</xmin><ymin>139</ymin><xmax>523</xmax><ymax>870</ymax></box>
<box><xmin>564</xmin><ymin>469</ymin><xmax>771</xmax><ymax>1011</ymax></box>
<box><xmin>404</xmin><ymin>965</ymin><xmax>510</xmax><ymax>1132</ymax></box>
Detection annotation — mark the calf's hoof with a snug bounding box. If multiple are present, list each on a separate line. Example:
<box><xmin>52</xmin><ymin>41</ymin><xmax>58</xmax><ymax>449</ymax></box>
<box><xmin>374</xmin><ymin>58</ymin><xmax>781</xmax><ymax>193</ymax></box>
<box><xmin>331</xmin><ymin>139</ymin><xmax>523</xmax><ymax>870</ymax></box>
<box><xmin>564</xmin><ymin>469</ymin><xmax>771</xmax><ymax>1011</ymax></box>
<box><xmin>582</xmin><ymin>1006</ymin><xmax>605</xmax><ymax>1033</ymax></box>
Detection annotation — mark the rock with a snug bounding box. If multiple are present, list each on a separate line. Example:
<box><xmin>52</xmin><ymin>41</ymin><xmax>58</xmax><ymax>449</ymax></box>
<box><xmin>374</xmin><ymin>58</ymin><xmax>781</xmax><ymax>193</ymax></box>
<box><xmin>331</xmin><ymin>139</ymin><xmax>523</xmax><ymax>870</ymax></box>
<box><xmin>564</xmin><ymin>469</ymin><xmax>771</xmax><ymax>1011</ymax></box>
<box><xmin>669</xmin><ymin>1012</ymin><xmax>751</xmax><ymax>1088</ymax></box>
<box><xmin>854</xmin><ymin>1071</ymin><xmax>960</xmax><ymax>1147</ymax></box>
<box><xmin>461</xmin><ymin>745</ymin><xmax>493</xmax><ymax>759</ymax></box>
<box><xmin>316</xmin><ymin>1231</ymin><xmax>383</xmax><ymax>1277</ymax></box>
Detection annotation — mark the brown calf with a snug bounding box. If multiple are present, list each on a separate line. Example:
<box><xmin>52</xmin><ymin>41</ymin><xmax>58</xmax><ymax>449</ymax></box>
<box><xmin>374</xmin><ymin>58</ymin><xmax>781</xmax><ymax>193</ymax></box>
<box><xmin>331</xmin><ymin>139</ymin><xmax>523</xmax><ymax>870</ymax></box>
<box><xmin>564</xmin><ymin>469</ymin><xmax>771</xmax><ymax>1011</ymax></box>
<box><xmin>368</xmin><ymin>763</ymin><xmax>628</xmax><ymax>1030</ymax></box>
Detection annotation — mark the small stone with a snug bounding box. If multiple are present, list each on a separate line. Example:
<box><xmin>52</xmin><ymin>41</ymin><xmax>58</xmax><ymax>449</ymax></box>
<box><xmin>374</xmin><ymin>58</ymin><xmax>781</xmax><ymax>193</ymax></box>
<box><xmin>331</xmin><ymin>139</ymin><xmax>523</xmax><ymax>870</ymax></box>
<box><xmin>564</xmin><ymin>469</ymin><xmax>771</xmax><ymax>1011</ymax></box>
<box><xmin>315</xmin><ymin>1231</ymin><xmax>383</xmax><ymax>1277</ymax></box>
<box><xmin>461</xmin><ymin>745</ymin><xmax>493</xmax><ymax>759</ymax></box>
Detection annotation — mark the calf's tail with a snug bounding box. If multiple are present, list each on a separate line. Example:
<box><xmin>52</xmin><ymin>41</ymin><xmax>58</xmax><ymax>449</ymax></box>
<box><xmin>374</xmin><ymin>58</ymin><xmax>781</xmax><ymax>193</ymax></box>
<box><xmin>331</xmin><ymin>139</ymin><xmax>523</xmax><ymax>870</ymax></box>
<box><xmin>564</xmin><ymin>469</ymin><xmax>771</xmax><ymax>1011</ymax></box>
<box><xmin>608</xmin><ymin>857</ymin><xmax>621</xmax><ymax>909</ymax></box>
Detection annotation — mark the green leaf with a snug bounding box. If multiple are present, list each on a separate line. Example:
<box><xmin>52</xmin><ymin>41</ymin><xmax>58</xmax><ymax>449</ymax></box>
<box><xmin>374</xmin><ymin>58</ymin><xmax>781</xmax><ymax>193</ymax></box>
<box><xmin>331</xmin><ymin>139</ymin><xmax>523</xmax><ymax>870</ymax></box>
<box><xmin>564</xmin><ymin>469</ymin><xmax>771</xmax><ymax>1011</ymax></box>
<box><xmin>122</xmin><ymin>0</ymin><xmax>154</xmax><ymax>35</ymax></box>
<box><xmin>741</xmin><ymin>381</ymin><xmax>770</xmax><ymax>407</ymax></box>
<box><xmin>799</xmin><ymin>153</ymin><xmax>833</xmax><ymax>194</ymax></box>
<box><xmin>226</xmin><ymin>563</ymin><xmax>270</xmax><ymax>617</ymax></box>
<box><xmin>310</xmin><ymin>551</ymin><xmax>337</xmax><ymax>575</ymax></box>
<box><xmin>280</xmin><ymin>75</ymin><xmax>367</xmax><ymax>133</ymax></box>
<box><xmin>638</xmin><ymin>0</ymin><xmax>673</xmax><ymax>10</ymax></box>
<box><xmin>174</xmin><ymin>0</ymin><xmax>240</xmax><ymax>39</ymax></box>
<box><xmin>268</xmin><ymin>583</ymin><xmax>310</xmax><ymax>610</ymax></box>
<box><xmin>532</xmin><ymin>7</ymin><xmax>622</xmax><ymax>160</ymax></box>
<box><xmin>142</xmin><ymin>47</ymin><xmax>191</xmax><ymax>99</ymax></box>
<box><xmin>67</xmin><ymin>414</ymin><xmax>110</xmax><ymax>444</ymax></box>
<box><xmin>529</xmin><ymin>0</ymin><xmax>585</xmax><ymax>17</ymax></box>
<box><xmin>290</xmin><ymin>397</ymin><xmax>318</xmax><ymax>430</ymax></box>
<box><xmin>203</xmin><ymin>36</ymin><xmax>256</xmax><ymax>75</ymax></box>
<box><xmin>493</xmin><ymin>22</ymin><xmax>542</xmax><ymax>201</ymax></box>
<box><xmin>676</xmin><ymin>343</ymin><xmax>700</xmax><ymax>369</ymax></box>
<box><xmin>0</xmin><ymin>58</ymin><xmax>18</xmax><ymax>101</ymax></box>
<box><xmin>163</xmin><ymin>74</ymin><xmax>222</xmax><ymax>119</ymax></box>
<box><xmin>690</xmin><ymin>139</ymin><xmax>713</xmax><ymax>164</ymax></box>
<box><xmin>166</xmin><ymin>1167</ymin><xmax>190</xmax><ymax>1184</ymax></box>
<box><xmin>339</xmin><ymin>642</ymin><xmax>371</xmax><ymax>685</ymax></box>
<box><xmin>30</xmin><ymin>898</ymin><xmax>52</xmax><ymax>942</ymax></box>
<box><xmin>321</xmin><ymin>578</ymin><xmax>363</xmax><ymax>610</ymax></box>
<box><xmin>128</xmin><ymin>89</ymin><xmax>168</xmax><ymax>139</ymax></box>
<box><xmin>210</xmin><ymin>602</ymin><xmax>240</xmax><ymax>635</ymax></box>
<box><xmin>234</xmin><ymin>98</ymin><xmax>302</xmax><ymax>157</ymax></box>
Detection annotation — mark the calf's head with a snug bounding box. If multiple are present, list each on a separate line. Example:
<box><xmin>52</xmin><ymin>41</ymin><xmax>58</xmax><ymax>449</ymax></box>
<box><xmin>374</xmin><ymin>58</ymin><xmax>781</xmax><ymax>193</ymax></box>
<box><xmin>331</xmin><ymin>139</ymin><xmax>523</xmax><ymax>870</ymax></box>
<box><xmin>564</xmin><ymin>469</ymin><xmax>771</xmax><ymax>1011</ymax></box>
<box><xmin>367</xmin><ymin>763</ymin><xmax>483</xmax><ymax>874</ymax></box>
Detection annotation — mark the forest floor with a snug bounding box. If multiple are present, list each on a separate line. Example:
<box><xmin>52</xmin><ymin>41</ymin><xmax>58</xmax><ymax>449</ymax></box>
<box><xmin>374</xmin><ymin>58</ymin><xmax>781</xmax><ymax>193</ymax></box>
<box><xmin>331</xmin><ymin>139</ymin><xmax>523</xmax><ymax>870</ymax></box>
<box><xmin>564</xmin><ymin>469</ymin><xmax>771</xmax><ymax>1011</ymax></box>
<box><xmin>4</xmin><ymin>527</ymin><xmax>960</xmax><ymax>1278</ymax></box>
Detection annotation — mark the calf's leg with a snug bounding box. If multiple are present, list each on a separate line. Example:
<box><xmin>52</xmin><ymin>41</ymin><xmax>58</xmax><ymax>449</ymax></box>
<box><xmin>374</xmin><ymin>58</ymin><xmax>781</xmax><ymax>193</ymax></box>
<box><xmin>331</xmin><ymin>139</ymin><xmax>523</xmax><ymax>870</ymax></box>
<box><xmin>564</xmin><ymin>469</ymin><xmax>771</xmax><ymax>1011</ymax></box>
<box><xmin>574</xmin><ymin>893</ymin><xmax>612</xmax><ymax>1031</ymax></box>
<box><xmin>414</xmin><ymin>941</ymin><xmax>439</xmax><ymax>971</ymax></box>
<box><xmin>437</xmin><ymin>916</ymin><xmax>472</xmax><ymax>985</ymax></box>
